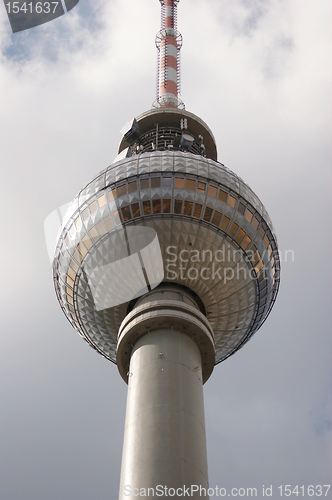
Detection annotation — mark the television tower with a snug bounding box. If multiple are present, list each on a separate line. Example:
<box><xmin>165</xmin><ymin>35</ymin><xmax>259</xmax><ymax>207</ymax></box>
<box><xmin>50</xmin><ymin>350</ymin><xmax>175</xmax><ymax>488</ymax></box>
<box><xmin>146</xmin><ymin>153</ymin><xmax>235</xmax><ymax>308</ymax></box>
<box><xmin>53</xmin><ymin>1</ymin><xmax>280</xmax><ymax>498</ymax></box>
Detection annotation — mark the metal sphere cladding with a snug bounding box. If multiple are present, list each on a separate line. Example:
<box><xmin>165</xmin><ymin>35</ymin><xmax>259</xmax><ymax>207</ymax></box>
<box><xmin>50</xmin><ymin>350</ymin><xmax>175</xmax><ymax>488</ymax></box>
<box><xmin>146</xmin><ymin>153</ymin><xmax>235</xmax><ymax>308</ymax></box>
<box><xmin>53</xmin><ymin>109</ymin><xmax>280</xmax><ymax>369</ymax></box>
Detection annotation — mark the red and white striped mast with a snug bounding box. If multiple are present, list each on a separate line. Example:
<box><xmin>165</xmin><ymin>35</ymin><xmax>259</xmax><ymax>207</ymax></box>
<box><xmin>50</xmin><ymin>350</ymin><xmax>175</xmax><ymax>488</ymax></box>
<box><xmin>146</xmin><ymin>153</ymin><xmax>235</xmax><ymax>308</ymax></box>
<box><xmin>155</xmin><ymin>0</ymin><xmax>184</xmax><ymax>108</ymax></box>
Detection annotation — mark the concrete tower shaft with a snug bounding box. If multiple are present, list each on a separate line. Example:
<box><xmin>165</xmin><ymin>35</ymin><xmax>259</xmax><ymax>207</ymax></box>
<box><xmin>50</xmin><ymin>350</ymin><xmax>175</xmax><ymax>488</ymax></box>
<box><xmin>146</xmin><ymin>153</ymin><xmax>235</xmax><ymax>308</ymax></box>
<box><xmin>117</xmin><ymin>285</ymin><xmax>213</xmax><ymax>499</ymax></box>
<box><xmin>156</xmin><ymin>0</ymin><xmax>183</xmax><ymax>108</ymax></box>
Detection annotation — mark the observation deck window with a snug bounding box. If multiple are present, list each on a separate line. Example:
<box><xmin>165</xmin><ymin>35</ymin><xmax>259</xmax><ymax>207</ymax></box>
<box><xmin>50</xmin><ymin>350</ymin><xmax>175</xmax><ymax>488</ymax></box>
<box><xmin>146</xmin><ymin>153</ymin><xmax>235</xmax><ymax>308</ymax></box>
<box><xmin>98</xmin><ymin>194</ymin><xmax>107</xmax><ymax>208</ymax></box>
<box><xmin>132</xmin><ymin>203</ymin><xmax>141</xmax><ymax>218</ymax></box>
<box><xmin>140</xmin><ymin>179</ymin><xmax>149</xmax><ymax>190</ymax></box>
<box><xmin>186</xmin><ymin>179</ymin><xmax>196</xmax><ymax>191</ymax></box>
<box><xmin>143</xmin><ymin>201</ymin><xmax>151</xmax><ymax>215</ymax></box>
<box><xmin>151</xmin><ymin>177</ymin><xmax>161</xmax><ymax>188</ymax></box>
<box><xmin>218</xmin><ymin>190</ymin><xmax>228</xmax><ymax>203</ymax></box>
<box><xmin>197</xmin><ymin>181</ymin><xmax>206</xmax><ymax>193</ymax></box>
<box><xmin>128</xmin><ymin>181</ymin><xmax>137</xmax><ymax>193</ymax></box>
<box><xmin>208</xmin><ymin>185</ymin><xmax>218</xmax><ymax>198</ymax></box>
<box><xmin>228</xmin><ymin>195</ymin><xmax>236</xmax><ymax>208</ymax></box>
<box><xmin>175</xmin><ymin>177</ymin><xmax>185</xmax><ymax>189</ymax></box>
<box><xmin>162</xmin><ymin>177</ymin><xmax>172</xmax><ymax>188</ymax></box>
<box><xmin>163</xmin><ymin>199</ymin><xmax>171</xmax><ymax>213</ymax></box>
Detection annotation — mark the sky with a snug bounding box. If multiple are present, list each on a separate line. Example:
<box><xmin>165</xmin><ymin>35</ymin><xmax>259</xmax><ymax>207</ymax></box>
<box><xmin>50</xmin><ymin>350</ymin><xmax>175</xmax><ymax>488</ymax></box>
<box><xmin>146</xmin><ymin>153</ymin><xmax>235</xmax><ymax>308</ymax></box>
<box><xmin>0</xmin><ymin>0</ymin><xmax>331</xmax><ymax>499</ymax></box>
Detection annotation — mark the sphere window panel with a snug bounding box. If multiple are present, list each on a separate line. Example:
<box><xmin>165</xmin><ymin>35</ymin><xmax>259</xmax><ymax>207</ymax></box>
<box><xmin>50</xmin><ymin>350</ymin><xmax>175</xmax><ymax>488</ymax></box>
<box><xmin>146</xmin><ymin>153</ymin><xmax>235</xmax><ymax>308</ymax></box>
<box><xmin>175</xmin><ymin>177</ymin><xmax>185</xmax><ymax>189</ymax></box>
<box><xmin>183</xmin><ymin>201</ymin><xmax>193</xmax><ymax>216</ymax></box>
<box><xmin>128</xmin><ymin>181</ymin><xmax>137</xmax><ymax>193</ymax></box>
<box><xmin>163</xmin><ymin>199</ymin><xmax>171</xmax><ymax>213</ymax></box>
<box><xmin>228</xmin><ymin>195</ymin><xmax>237</xmax><ymax>209</ymax></box>
<box><xmin>252</xmin><ymin>217</ymin><xmax>260</xmax><ymax>230</ymax></box>
<box><xmin>153</xmin><ymin>200</ymin><xmax>162</xmax><ymax>214</ymax></box>
<box><xmin>162</xmin><ymin>177</ymin><xmax>172</xmax><ymax>188</ymax></box>
<box><xmin>209</xmin><ymin>185</ymin><xmax>218</xmax><ymax>198</ymax></box>
<box><xmin>193</xmin><ymin>203</ymin><xmax>202</xmax><ymax>218</ymax></box>
<box><xmin>186</xmin><ymin>179</ymin><xmax>196</xmax><ymax>191</ymax></box>
<box><xmin>151</xmin><ymin>177</ymin><xmax>161</xmax><ymax>188</ymax></box>
<box><xmin>98</xmin><ymin>194</ymin><xmax>107</xmax><ymax>208</ymax></box>
<box><xmin>220</xmin><ymin>216</ymin><xmax>230</xmax><ymax>231</ymax></box>
<box><xmin>131</xmin><ymin>203</ymin><xmax>141</xmax><ymax>218</ymax></box>
<box><xmin>197</xmin><ymin>182</ymin><xmax>206</xmax><ymax>193</ymax></box>
<box><xmin>245</xmin><ymin>208</ymin><xmax>254</xmax><ymax>223</ymax></box>
<box><xmin>140</xmin><ymin>179</ymin><xmax>150</xmax><ymax>190</ymax></box>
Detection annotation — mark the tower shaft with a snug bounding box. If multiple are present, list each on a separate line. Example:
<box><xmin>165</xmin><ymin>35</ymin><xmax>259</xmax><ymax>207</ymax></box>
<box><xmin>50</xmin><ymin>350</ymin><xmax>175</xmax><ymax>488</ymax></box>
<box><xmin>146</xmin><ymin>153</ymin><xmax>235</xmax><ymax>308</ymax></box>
<box><xmin>117</xmin><ymin>285</ymin><xmax>215</xmax><ymax>498</ymax></box>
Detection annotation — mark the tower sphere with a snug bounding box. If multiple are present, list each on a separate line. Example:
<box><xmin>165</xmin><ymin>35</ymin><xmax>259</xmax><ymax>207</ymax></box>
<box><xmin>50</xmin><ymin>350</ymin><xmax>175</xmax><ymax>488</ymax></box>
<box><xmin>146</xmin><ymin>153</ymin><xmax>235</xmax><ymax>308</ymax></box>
<box><xmin>53</xmin><ymin>106</ymin><xmax>280</xmax><ymax>380</ymax></box>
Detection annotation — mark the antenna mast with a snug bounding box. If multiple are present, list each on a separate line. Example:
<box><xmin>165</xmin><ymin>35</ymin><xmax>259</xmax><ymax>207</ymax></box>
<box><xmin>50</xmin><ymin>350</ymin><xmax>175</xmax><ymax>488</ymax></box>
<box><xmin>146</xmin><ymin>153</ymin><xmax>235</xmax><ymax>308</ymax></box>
<box><xmin>155</xmin><ymin>0</ymin><xmax>184</xmax><ymax>109</ymax></box>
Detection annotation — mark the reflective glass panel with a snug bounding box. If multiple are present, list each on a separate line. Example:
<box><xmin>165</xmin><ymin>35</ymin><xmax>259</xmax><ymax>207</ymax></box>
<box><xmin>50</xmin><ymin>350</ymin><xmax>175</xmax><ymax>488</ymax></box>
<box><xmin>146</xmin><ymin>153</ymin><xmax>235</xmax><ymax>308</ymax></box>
<box><xmin>175</xmin><ymin>177</ymin><xmax>185</xmax><ymax>189</ymax></box>
<box><xmin>151</xmin><ymin>177</ymin><xmax>161</xmax><ymax>188</ymax></box>
<box><xmin>235</xmin><ymin>228</ymin><xmax>245</xmax><ymax>244</ymax></box>
<box><xmin>186</xmin><ymin>179</ymin><xmax>196</xmax><ymax>191</ymax></box>
<box><xmin>162</xmin><ymin>177</ymin><xmax>172</xmax><ymax>188</ymax></box>
<box><xmin>68</xmin><ymin>268</ymin><xmax>76</xmax><ymax>281</ymax></box>
<box><xmin>66</xmin><ymin>286</ymin><xmax>73</xmax><ymax>297</ymax></box>
<box><xmin>89</xmin><ymin>201</ymin><xmax>98</xmax><ymax>214</ymax></box>
<box><xmin>143</xmin><ymin>201</ymin><xmax>151</xmax><ymax>215</ymax></box>
<box><xmin>128</xmin><ymin>181</ymin><xmax>137</xmax><ymax>193</ymax></box>
<box><xmin>209</xmin><ymin>186</ymin><xmax>218</xmax><ymax>198</ymax></box>
<box><xmin>77</xmin><ymin>242</ymin><xmax>87</xmax><ymax>256</ymax></box>
<box><xmin>121</xmin><ymin>206</ymin><xmax>131</xmax><ymax>221</ymax></box>
<box><xmin>228</xmin><ymin>222</ymin><xmax>239</xmax><ymax>238</ymax></box>
<box><xmin>212</xmin><ymin>211</ymin><xmax>222</xmax><ymax>226</ymax></box>
<box><xmin>96</xmin><ymin>221</ymin><xmax>106</xmax><ymax>235</ymax></box>
<box><xmin>82</xmin><ymin>207</ymin><xmax>89</xmax><ymax>221</ymax></box>
<box><xmin>132</xmin><ymin>203</ymin><xmax>141</xmax><ymax>218</ymax></box>
<box><xmin>220</xmin><ymin>216</ymin><xmax>230</xmax><ymax>231</ymax></box>
<box><xmin>75</xmin><ymin>217</ymin><xmax>82</xmax><ymax>231</ymax></box>
<box><xmin>203</xmin><ymin>207</ymin><xmax>213</xmax><ymax>222</ymax></box>
<box><xmin>197</xmin><ymin>181</ymin><xmax>206</xmax><ymax>193</ymax></box>
<box><xmin>241</xmin><ymin>235</ymin><xmax>251</xmax><ymax>250</ymax></box>
<box><xmin>117</xmin><ymin>184</ymin><xmax>127</xmax><ymax>197</ymax></box>
<box><xmin>163</xmin><ymin>199</ymin><xmax>171</xmax><ymax>213</ymax></box>
<box><xmin>183</xmin><ymin>201</ymin><xmax>193</xmax><ymax>216</ymax></box>
<box><xmin>228</xmin><ymin>195</ymin><xmax>236</xmax><ymax>208</ymax></box>
<box><xmin>252</xmin><ymin>217</ymin><xmax>259</xmax><ymax>230</ymax></box>
<box><xmin>259</xmin><ymin>226</ymin><xmax>265</xmax><ymax>239</ymax></box>
<box><xmin>73</xmin><ymin>250</ymin><xmax>82</xmax><ymax>263</ymax></box>
<box><xmin>251</xmin><ymin>252</ymin><xmax>260</xmax><ymax>266</ymax></box>
<box><xmin>66</xmin><ymin>275</ymin><xmax>74</xmax><ymax>287</ymax></box>
<box><xmin>255</xmin><ymin>260</ymin><xmax>264</xmax><ymax>273</ymax></box>
<box><xmin>69</xmin><ymin>260</ymin><xmax>78</xmax><ymax>273</ymax></box>
<box><xmin>218</xmin><ymin>190</ymin><xmax>227</xmax><ymax>203</ymax></box>
<box><xmin>113</xmin><ymin>210</ymin><xmax>122</xmax><ymax>225</ymax></box>
<box><xmin>98</xmin><ymin>194</ymin><xmax>107</xmax><ymax>208</ymax></box>
<box><xmin>264</xmin><ymin>235</ymin><xmax>270</xmax><ymax>249</ymax></box>
<box><xmin>109</xmin><ymin>189</ymin><xmax>117</xmax><ymax>201</ymax></box>
<box><xmin>174</xmin><ymin>199</ymin><xmax>183</xmax><ymax>214</ymax></box>
<box><xmin>103</xmin><ymin>215</ymin><xmax>113</xmax><ymax>231</ymax></box>
<box><xmin>140</xmin><ymin>178</ymin><xmax>149</xmax><ymax>190</ymax></box>
<box><xmin>193</xmin><ymin>203</ymin><xmax>202</xmax><ymax>218</ymax></box>
<box><xmin>89</xmin><ymin>227</ymin><xmax>99</xmax><ymax>242</ymax></box>
<box><xmin>238</xmin><ymin>202</ymin><xmax>246</xmax><ymax>215</ymax></box>
<box><xmin>82</xmin><ymin>235</ymin><xmax>92</xmax><ymax>249</ymax></box>
<box><xmin>153</xmin><ymin>199</ymin><xmax>162</xmax><ymax>214</ymax></box>
<box><xmin>245</xmin><ymin>208</ymin><xmax>253</xmax><ymax>223</ymax></box>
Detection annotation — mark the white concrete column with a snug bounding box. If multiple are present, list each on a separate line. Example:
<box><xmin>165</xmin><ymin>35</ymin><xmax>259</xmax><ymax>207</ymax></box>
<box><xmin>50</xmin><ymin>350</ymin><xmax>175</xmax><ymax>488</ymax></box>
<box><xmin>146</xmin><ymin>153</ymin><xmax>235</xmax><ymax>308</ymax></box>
<box><xmin>117</xmin><ymin>285</ymin><xmax>215</xmax><ymax>499</ymax></box>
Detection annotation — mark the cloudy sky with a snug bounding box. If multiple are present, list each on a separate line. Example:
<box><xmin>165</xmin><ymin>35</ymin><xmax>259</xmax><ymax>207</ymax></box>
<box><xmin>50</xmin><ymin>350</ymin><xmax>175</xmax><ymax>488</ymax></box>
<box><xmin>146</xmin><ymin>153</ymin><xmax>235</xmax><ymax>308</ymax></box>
<box><xmin>0</xmin><ymin>0</ymin><xmax>331</xmax><ymax>498</ymax></box>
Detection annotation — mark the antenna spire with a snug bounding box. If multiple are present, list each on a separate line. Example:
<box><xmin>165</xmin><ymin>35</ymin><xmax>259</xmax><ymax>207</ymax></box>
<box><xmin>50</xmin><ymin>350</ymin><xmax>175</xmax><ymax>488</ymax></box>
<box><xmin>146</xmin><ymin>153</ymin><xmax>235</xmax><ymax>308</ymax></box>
<box><xmin>154</xmin><ymin>0</ymin><xmax>184</xmax><ymax>109</ymax></box>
